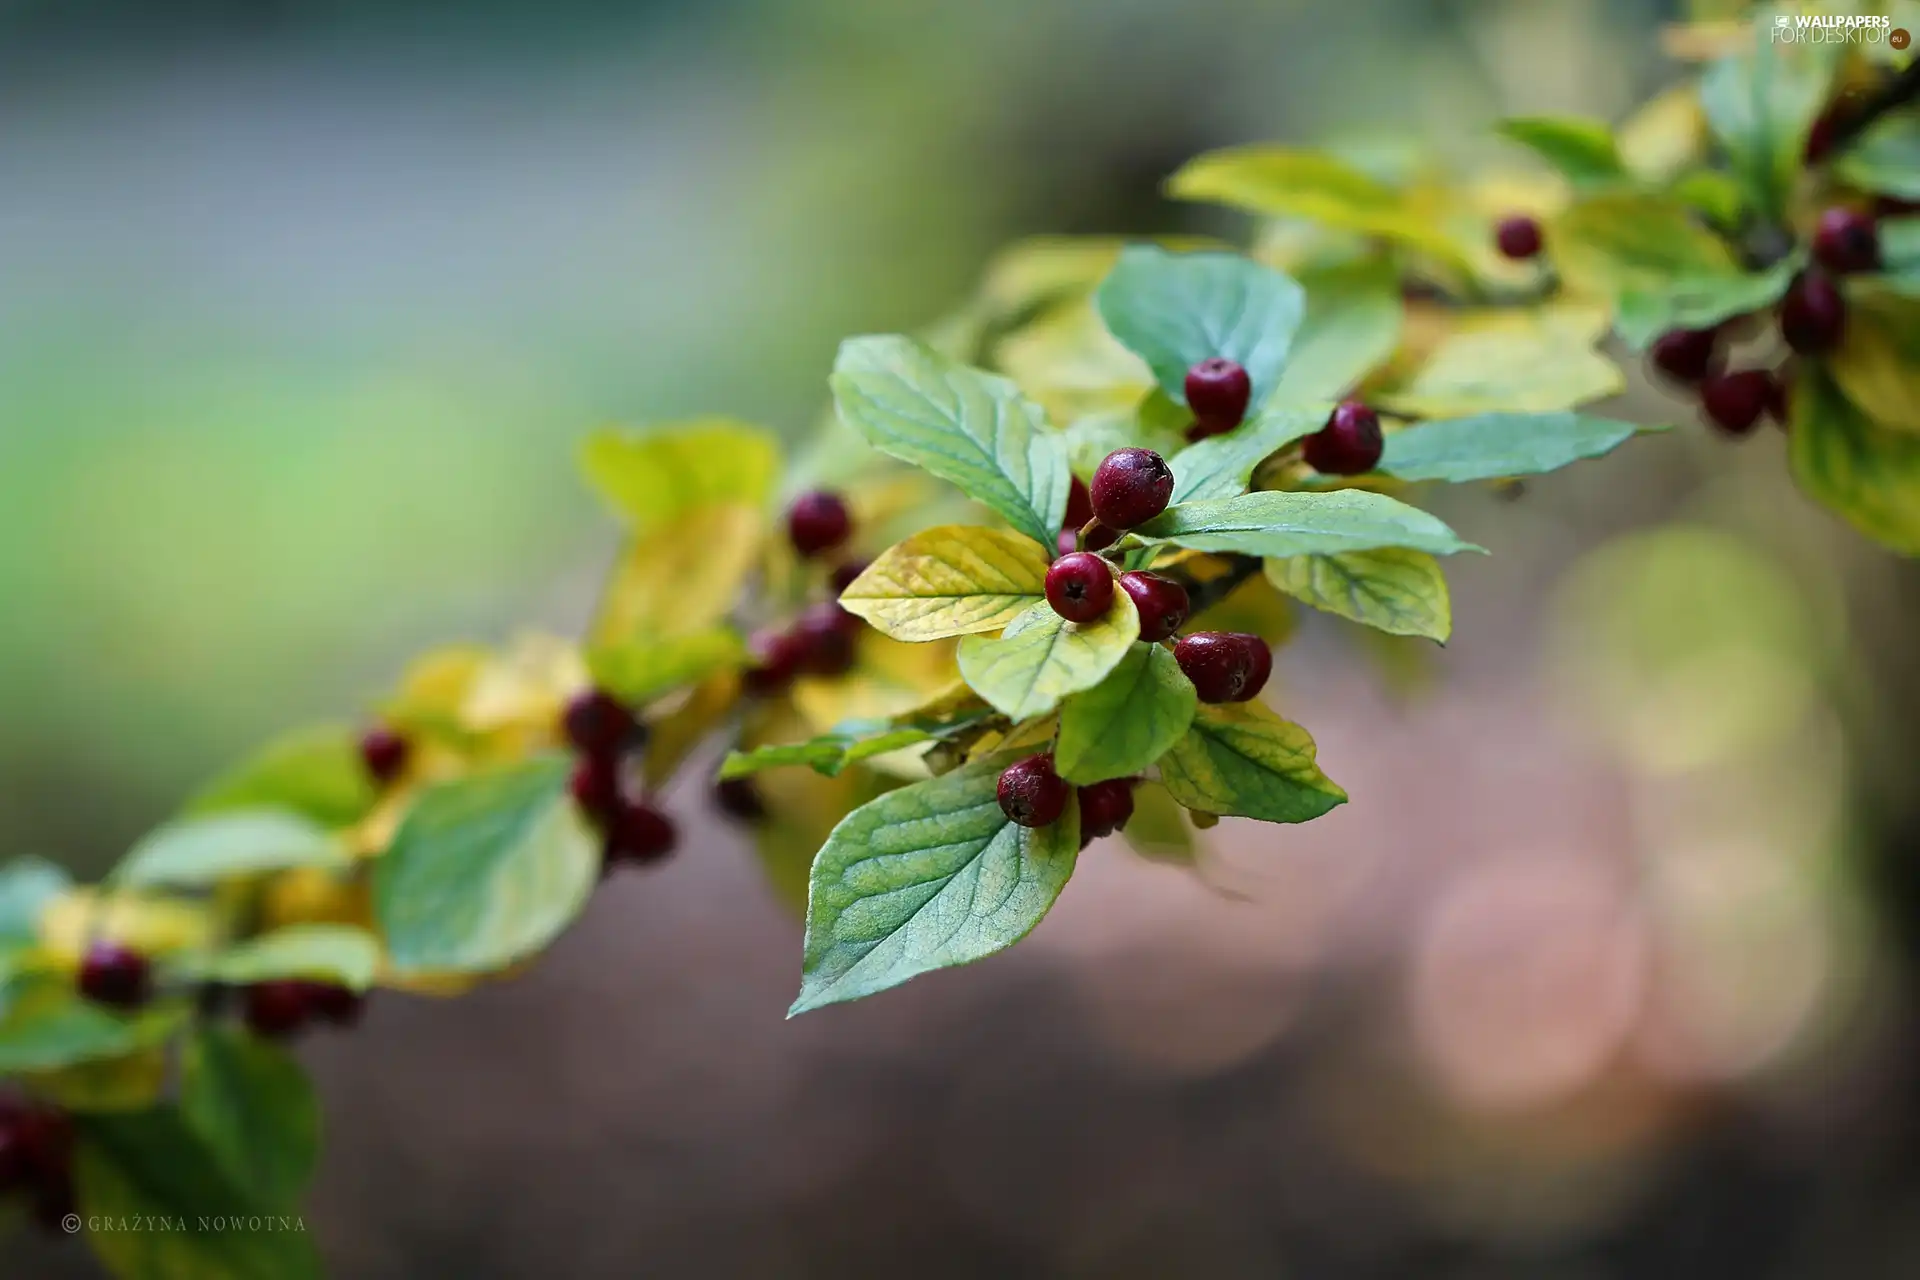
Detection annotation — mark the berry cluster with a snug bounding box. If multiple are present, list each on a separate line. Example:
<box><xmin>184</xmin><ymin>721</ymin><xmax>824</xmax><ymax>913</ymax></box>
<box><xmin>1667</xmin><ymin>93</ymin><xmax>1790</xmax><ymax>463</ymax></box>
<box><xmin>995</xmin><ymin>754</ymin><xmax>1138</xmax><ymax>848</ymax></box>
<box><xmin>744</xmin><ymin>490</ymin><xmax>866</xmax><ymax>694</ymax></box>
<box><xmin>0</xmin><ymin>1096</ymin><xmax>75</xmax><ymax>1234</ymax></box>
<box><xmin>76</xmin><ymin>935</ymin><xmax>366</xmax><ymax>1039</ymax></box>
<box><xmin>561</xmin><ymin>688</ymin><xmax>676</xmax><ymax>869</ymax></box>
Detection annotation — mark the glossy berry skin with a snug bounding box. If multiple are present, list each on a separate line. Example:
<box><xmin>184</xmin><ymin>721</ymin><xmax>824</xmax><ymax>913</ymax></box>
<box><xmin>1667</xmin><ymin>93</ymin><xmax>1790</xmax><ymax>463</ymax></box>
<box><xmin>1064</xmin><ymin>476</ymin><xmax>1095</xmax><ymax>530</ymax></box>
<box><xmin>1812</xmin><ymin>206</ymin><xmax>1880</xmax><ymax>274</ymax></box>
<box><xmin>828</xmin><ymin>559</ymin><xmax>871</xmax><ymax>596</ymax></box>
<box><xmin>1303</xmin><ymin>401</ymin><xmax>1384</xmax><ymax>475</ymax></box>
<box><xmin>608</xmin><ymin>799</ymin><xmax>677</xmax><ymax>865</ymax></box>
<box><xmin>1494</xmin><ymin>215</ymin><xmax>1544</xmax><ymax>260</ymax></box>
<box><xmin>1649</xmin><ymin>327</ymin><xmax>1721</xmax><ymax>385</ymax></box>
<box><xmin>306</xmin><ymin>982</ymin><xmax>365</xmax><ymax>1027</ymax></box>
<box><xmin>1089</xmin><ymin>448</ymin><xmax>1174</xmax><ymax>530</ymax></box>
<box><xmin>997</xmin><ymin>754</ymin><xmax>1070</xmax><ymax>828</ymax></box>
<box><xmin>1174</xmin><ymin>632</ymin><xmax>1270</xmax><ymax>704</ymax></box>
<box><xmin>713</xmin><ymin>777</ymin><xmax>766</xmax><ymax>823</ymax></box>
<box><xmin>1077</xmin><ymin>778</ymin><xmax>1136</xmax><ymax>839</ymax></box>
<box><xmin>1779</xmin><ymin>272</ymin><xmax>1847</xmax><ymax>354</ymax></box>
<box><xmin>77</xmin><ymin>941</ymin><xmax>151</xmax><ymax>1010</ymax></box>
<box><xmin>742</xmin><ymin>626</ymin><xmax>808</xmax><ymax>696</ymax></box>
<box><xmin>793</xmin><ymin>602</ymin><xmax>860</xmax><ymax>677</ymax></box>
<box><xmin>1185</xmin><ymin>358</ymin><xmax>1252</xmax><ymax>432</ymax></box>
<box><xmin>569</xmin><ymin>755</ymin><xmax>623</xmax><ymax>820</ymax></box>
<box><xmin>358</xmin><ymin>726</ymin><xmax>409</xmax><ymax>786</ymax></box>
<box><xmin>1046</xmin><ymin>552</ymin><xmax>1114</xmax><ymax>624</ymax></box>
<box><xmin>1118</xmin><ymin>571</ymin><xmax>1189</xmax><ymax>643</ymax></box>
<box><xmin>1700</xmin><ymin>370</ymin><xmax>1777</xmax><ymax>437</ymax></box>
<box><xmin>562</xmin><ymin>688</ymin><xmax>637</xmax><ymax>758</ymax></box>
<box><xmin>787</xmin><ymin>490</ymin><xmax>852</xmax><ymax>558</ymax></box>
<box><xmin>245</xmin><ymin>981</ymin><xmax>312</xmax><ymax>1039</ymax></box>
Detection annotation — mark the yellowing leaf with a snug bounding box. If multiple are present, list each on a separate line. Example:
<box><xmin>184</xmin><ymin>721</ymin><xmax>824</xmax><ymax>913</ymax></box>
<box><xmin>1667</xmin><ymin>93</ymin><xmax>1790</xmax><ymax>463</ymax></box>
<box><xmin>460</xmin><ymin>633</ymin><xmax>588</xmax><ymax>734</ymax></box>
<box><xmin>1791</xmin><ymin>369</ymin><xmax>1920</xmax><ymax>555</ymax></box>
<box><xmin>1829</xmin><ymin>289</ymin><xmax>1920</xmax><ymax>434</ymax></box>
<box><xmin>1122</xmin><ymin>781</ymin><xmax>1197</xmax><ymax>864</ymax></box>
<box><xmin>791</xmin><ymin>634</ymin><xmax>960</xmax><ymax>732</ymax></box>
<box><xmin>1617</xmin><ymin>84</ymin><xmax>1708</xmax><ymax>182</ymax></box>
<box><xmin>592</xmin><ymin>502</ymin><xmax>763</xmax><ymax>647</ymax></box>
<box><xmin>578</xmin><ymin>419</ymin><xmax>781</xmax><ymax>535</ymax></box>
<box><xmin>957</xmin><ymin>592</ymin><xmax>1141</xmax><ymax>721</ymax></box>
<box><xmin>1552</xmin><ymin>192</ymin><xmax>1738</xmax><ymax>296</ymax></box>
<box><xmin>1377</xmin><ymin>305</ymin><xmax>1624</xmax><ymax>417</ymax></box>
<box><xmin>20</xmin><ymin>1047</ymin><xmax>169</xmax><ymax>1112</ymax></box>
<box><xmin>39</xmin><ymin>891</ymin><xmax>216</xmax><ymax>965</ymax></box>
<box><xmin>1158</xmin><ymin>702</ymin><xmax>1347</xmax><ymax>823</ymax></box>
<box><xmin>1264</xmin><ymin>548</ymin><xmax>1452</xmax><ymax>642</ymax></box>
<box><xmin>381</xmin><ymin>645</ymin><xmax>491</xmax><ymax>741</ymax></box>
<box><xmin>840</xmin><ymin>525</ymin><xmax>1052</xmax><ymax>641</ymax></box>
<box><xmin>1187</xmin><ymin>567</ymin><xmax>1297</xmax><ymax>643</ymax></box>
<box><xmin>586</xmin><ymin>629</ymin><xmax>745</xmax><ymax>706</ymax></box>
<box><xmin>257</xmin><ymin>867</ymin><xmax>373</xmax><ymax>933</ymax></box>
<box><xmin>642</xmin><ymin>671</ymin><xmax>741</xmax><ymax>789</ymax></box>
<box><xmin>996</xmin><ymin>299</ymin><xmax>1155</xmax><ymax>423</ymax></box>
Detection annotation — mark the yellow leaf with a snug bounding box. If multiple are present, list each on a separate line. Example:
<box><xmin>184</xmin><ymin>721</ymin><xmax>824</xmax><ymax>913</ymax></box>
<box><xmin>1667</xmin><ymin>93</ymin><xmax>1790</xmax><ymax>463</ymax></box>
<box><xmin>461</xmin><ymin>633</ymin><xmax>588</xmax><ymax>734</ymax></box>
<box><xmin>791</xmin><ymin>634</ymin><xmax>961</xmax><ymax>733</ymax></box>
<box><xmin>642</xmin><ymin>670</ymin><xmax>742</xmax><ymax>789</ymax></box>
<box><xmin>578</xmin><ymin>418</ymin><xmax>781</xmax><ymax>535</ymax></box>
<box><xmin>381</xmin><ymin>645</ymin><xmax>491</xmax><ymax>740</ymax></box>
<box><xmin>1552</xmin><ymin>192</ymin><xmax>1738</xmax><ymax>297</ymax></box>
<box><xmin>1376</xmin><ymin>304</ymin><xmax>1624</xmax><ymax>417</ymax></box>
<box><xmin>1185</xmin><ymin>563</ymin><xmax>1298</xmax><ymax>645</ymax></box>
<box><xmin>995</xmin><ymin>299</ymin><xmax>1154</xmax><ymax>423</ymax></box>
<box><xmin>964</xmin><ymin>713</ymin><xmax>1058</xmax><ymax>761</ymax></box>
<box><xmin>1618</xmin><ymin>83</ymin><xmax>1708</xmax><ymax>182</ymax></box>
<box><xmin>38</xmin><ymin>891</ymin><xmax>216</xmax><ymax>964</ymax></box>
<box><xmin>258</xmin><ymin>867</ymin><xmax>374</xmax><ymax>932</ymax></box>
<box><xmin>1264</xmin><ymin>548</ymin><xmax>1452</xmax><ymax>642</ymax></box>
<box><xmin>840</xmin><ymin>525</ymin><xmax>1052</xmax><ymax>642</ymax></box>
<box><xmin>21</xmin><ymin>1047</ymin><xmax>169</xmax><ymax>1112</ymax></box>
<box><xmin>592</xmin><ymin>502</ymin><xmax>763</xmax><ymax>647</ymax></box>
<box><xmin>1829</xmin><ymin>289</ymin><xmax>1920</xmax><ymax>433</ymax></box>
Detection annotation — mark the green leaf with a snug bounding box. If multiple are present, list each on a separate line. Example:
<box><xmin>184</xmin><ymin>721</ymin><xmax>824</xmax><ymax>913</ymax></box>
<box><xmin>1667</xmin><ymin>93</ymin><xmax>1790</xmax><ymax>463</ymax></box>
<box><xmin>790</xmin><ymin>753</ymin><xmax>1079</xmax><ymax>1014</ymax></box>
<box><xmin>830</xmin><ymin>334</ymin><xmax>1071</xmax><ymax>547</ymax></box>
<box><xmin>1497</xmin><ymin>115</ymin><xmax>1627</xmax><ymax>187</ymax></box>
<box><xmin>579</xmin><ymin>418</ymin><xmax>782</xmax><ymax>535</ymax></box>
<box><xmin>1378</xmin><ymin>308</ymin><xmax>1624</xmax><ymax>417</ymax></box>
<box><xmin>1614</xmin><ymin>255</ymin><xmax>1800</xmax><ymax>350</ymax></box>
<box><xmin>0</xmin><ymin>978</ymin><xmax>185</xmax><ymax>1073</ymax></box>
<box><xmin>1054</xmin><ymin>643</ymin><xmax>1197</xmax><ymax>784</ymax></box>
<box><xmin>838</xmin><ymin>525</ymin><xmax>1052</xmax><ymax>641</ymax></box>
<box><xmin>184</xmin><ymin>726</ymin><xmax>377</xmax><ymax>830</ymax></box>
<box><xmin>1268</xmin><ymin>259</ymin><xmax>1403</xmax><ymax>404</ymax></box>
<box><xmin>1829</xmin><ymin>288</ymin><xmax>1920</xmax><ymax>433</ymax></box>
<box><xmin>1790</xmin><ymin>368</ymin><xmax>1920</xmax><ymax>555</ymax></box>
<box><xmin>1837</xmin><ymin>113</ymin><xmax>1920</xmax><ymax>200</ymax></box>
<box><xmin>0</xmin><ymin>856</ymin><xmax>70</xmax><ymax>948</ymax></box>
<box><xmin>1380</xmin><ymin>411</ymin><xmax>1663</xmax><ymax>483</ymax></box>
<box><xmin>957</xmin><ymin>592</ymin><xmax>1141</xmax><ymax>721</ymax></box>
<box><xmin>1121</xmin><ymin>782</ymin><xmax>1196</xmax><ymax>864</ymax></box>
<box><xmin>722</xmin><ymin>728</ymin><xmax>939</xmax><ymax>780</ymax></box>
<box><xmin>1264</xmin><ymin>548</ymin><xmax>1452</xmax><ymax>642</ymax></box>
<box><xmin>1092</xmin><ymin>245</ymin><xmax>1306</xmax><ymax>408</ymax></box>
<box><xmin>1063</xmin><ymin>399</ymin><xmax>1190</xmax><ymax>480</ymax></box>
<box><xmin>584</xmin><ymin>628</ymin><xmax>745</xmax><ymax>706</ymax></box>
<box><xmin>1667</xmin><ymin>169</ymin><xmax>1748</xmax><ymax>231</ymax></box>
<box><xmin>114</xmin><ymin>811</ymin><xmax>346</xmax><ymax>890</ymax></box>
<box><xmin>1698</xmin><ymin>30</ymin><xmax>1833</xmax><ymax>219</ymax></box>
<box><xmin>1881</xmin><ymin>217</ymin><xmax>1920</xmax><ymax>295</ymax></box>
<box><xmin>77</xmin><ymin>1107</ymin><xmax>323</xmax><ymax>1280</ymax></box>
<box><xmin>167</xmin><ymin>925</ymin><xmax>381</xmax><ymax>991</ymax></box>
<box><xmin>1137</xmin><ymin>490</ymin><xmax>1481</xmax><ymax>559</ymax></box>
<box><xmin>19</xmin><ymin>1047</ymin><xmax>170</xmax><ymax>1113</ymax></box>
<box><xmin>1157</xmin><ymin>702</ymin><xmax>1347</xmax><ymax>823</ymax></box>
<box><xmin>1167</xmin><ymin>405</ymin><xmax>1330</xmax><ymax>504</ymax></box>
<box><xmin>179</xmin><ymin>1026</ymin><xmax>319</xmax><ymax>1210</ymax></box>
<box><xmin>374</xmin><ymin>755</ymin><xmax>598</xmax><ymax>975</ymax></box>
<box><xmin>1553</xmin><ymin>192</ymin><xmax>1739</xmax><ymax>293</ymax></box>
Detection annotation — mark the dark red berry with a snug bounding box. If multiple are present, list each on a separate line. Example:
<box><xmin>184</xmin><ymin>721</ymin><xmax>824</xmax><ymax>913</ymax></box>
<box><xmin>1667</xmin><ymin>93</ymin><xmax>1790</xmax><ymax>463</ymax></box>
<box><xmin>792</xmin><ymin>602</ymin><xmax>862</xmax><ymax>677</ymax></box>
<box><xmin>713</xmin><ymin>777</ymin><xmax>766</xmax><ymax>823</ymax></box>
<box><xmin>1494</xmin><ymin>215</ymin><xmax>1543</xmax><ymax>260</ymax></box>
<box><xmin>1303</xmin><ymin>401</ymin><xmax>1384</xmax><ymax>475</ymax></box>
<box><xmin>1174</xmin><ymin>632</ymin><xmax>1268</xmax><ymax>703</ymax></box>
<box><xmin>562</xmin><ymin>688</ymin><xmax>637</xmax><ymax>758</ymax></box>
<box><xmin>1089</xmin><ymin>448</ymin><xmax>1175</xmax><ymax>530</ymax></box>
<box><xmin>245</xmin><ymin>981</ymin><xmax>312</xmax><ymax>1038</ymax></box>
<box><xmin>1185</xmin><ymin>357</ymin><xmax>1252</xmax><ymax>432</ymax></box>
<box><xmin>1118</xmin><ymin>571</ymin><xmax>1189</xmax><ymax>643</ymax></box>
<box><xmin>1779</xmin><ymin>272</ymin><xmax>1847</xmax><ymax>354</ymax></box>
<box><xmin>828</xmin><ymin>559</ymin><xmax>871</xmax><ymax>596</ymax></box>
<box><xmin>1064</xmin><ymin>476</ymin><xmax>1095</xmax><ymax>530</ymax></box>
<box><xmin>608</xmin><ymin>799</ymin><xmax>677</xmax><ymax>865</ymax></box>
<box><xmin>0</xmin><ymin>1114</ymin><xmax>28</xmax><ymax>1192</ymax></box>
<box><xmin>1077</xmin><ymin>778</ymin><xmax>1137</xmax><ymax>839</ymax></box>
<box><xmin>305</xmin><ymin>982</ymin><xmax>365</xmax><ymax>1027</ymax></box>
<box><xmin>1083</xmin><ymin>521</ymin><xmax>1119</xmax><ymax>551</ymax></box>
<box><xmin>787</xmin><ymin>490</ymin><xmax>852</xmax><ymax>558</ymax></box>
<box><xmin>996</xmin><ymin>754</ymin><xmax>1070</xmax><ymax>828</ymax></box>
<box><xmin>1046</xmin><ymin>552</ymin><xmax>1115</xmax><ymax>624</ymax></box>
<box><xmin>570</xmin><ymin>755</ymin><xmax>623</xmax><ymax>820</ymax></box>
<box><xmin>1812</xmin><ymin>206</ymin><xmax>1880</xmax><ymax>274</ymax></box>
<box><xmin>743</xmin><ymin>626</ymin><xmax>808</xmax><ymax>696</ymax></box>
<box><xmin>77</xmin><ymin>941</ymin><xmax>151</xmax><ymax>1010</ymax></box>
<box><xmin>1700</xmin><ymin>370</ymin><xmax>1777</xmax><ymax>437</ymax></box>
<box><xmin>358</xmin><ymin>726</ymin><xmax>409</xmax><ymax>786</ymax></box>
<box><xmin>1649</xmin><ymin>327</ymin><xmax>1721</xmax><ymax>385</ymax></box>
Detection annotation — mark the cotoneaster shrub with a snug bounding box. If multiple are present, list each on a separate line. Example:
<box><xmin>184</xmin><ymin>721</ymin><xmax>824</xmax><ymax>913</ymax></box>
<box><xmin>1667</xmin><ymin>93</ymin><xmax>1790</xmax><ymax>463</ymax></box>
<box><xmin>1</xmin><ymin>15</ymin><xmax>1915</xmax><ymax>1276</ymax></box>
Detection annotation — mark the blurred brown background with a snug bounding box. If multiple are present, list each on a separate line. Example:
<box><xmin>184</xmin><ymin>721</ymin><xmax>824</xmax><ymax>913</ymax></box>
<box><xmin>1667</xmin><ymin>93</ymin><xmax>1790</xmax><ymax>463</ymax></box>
<box><xmin>8</xmin><ymin>0</ymin><xmax>1920</xmax><ymax>1274</ymax></box>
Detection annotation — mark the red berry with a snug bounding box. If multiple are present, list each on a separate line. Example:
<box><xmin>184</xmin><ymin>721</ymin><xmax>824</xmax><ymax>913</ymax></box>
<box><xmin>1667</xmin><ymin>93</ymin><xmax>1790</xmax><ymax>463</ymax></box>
<box><xmin>713</xmin><ymin>777</ymin><xmax>765</xmax><ymax>823</ymax></box>
<box><xmin>1185</xmin><ymin>357</ymin><xmax>1252</xmax><ymax>432</ymax></box>
<box><xmin>1118</xmin><ymin>571</ymin><xmax>1189</xmax><ymax>643</ymax></box>
<box><xmin>828</xmin><ymin>559</ymin><xmax>871</xmax><ymax>596</ymax></box>
<box><xmin>1185</xmin><ymin>419</ymin><xmax>1230</xmax><ymax>443</ymax></box>
<box><xmin>569</xmin><ymin>755</ymin><xmax>623</xmax><ymax>820</ymax></box>
<box><xmin>792</xmin><ymin>603</ymin><xmax>861</xmax><ymax>677</ymax></box>
<box><xmin>245</xmin><ymin>981</ymin><xmax>312</xmax><ymax>1038</ymax></box>
<box><xmin>305</xmin><ymin>982</ymin><xmax>365</xmax><ymax>1027</ymax></box>
<box><xmin>608</xmin><ymin>799</ymin><xmax>677</xmax><ymax>865</ymax></box>
<box><xmin>996</xmin><ymin>754</ymin><xmax>1070</xmax><ymax>828</ymax></box>
<box><xmin>1700</xmin><ymin>370</ymin><xmax>1777</xmax><ymax>437</ymax></box>
<box><xmin>1077</xmin><ymin>778</ymin><xmax>1137</xmax><ymax>839</ymax></box>
<box><xmin>1046</xmin><ymin>552</ymin><xmax>1115</xmax><ymax>624</ymax></box>
<box><xmin>1648</xmin><ymin>327</ymin><xmax>1721</xmax><ymax>385</ymax></box>
<box><xmin>1303</xmin><ymin>401</ymin><xmax>1384</xmax><ymax>475</ymax></box>
<box><xmin>1064</xmin><ymin>476</ymin><xmax>1095</xmax><ymax>530</ymax></box>
<box><xmin>1174</xmin><ymin>632</ymin><xmax>1269</xmax><ymax>703</ymax></box>
<box><xmin>562</xmin><ymin>688</ymin><xmax>637</xmax><ymax>758</ymax></box>
<box><xmin>12</xmin><ymin>1106</ymin><xmax>73</xmax><ymax>1183</ymax></box>
<box><xmin>1779</xmin><ymin>272</ymin><xmax>1847</xmax><ymax>354</ymax></box>
<box><xmin>787</xmin><ymin>490</ymin><xmax>852</xmax><ymax>558</ymax></box>
<box><xmin>77</xmin><ymin>941</ymin><xmax>151</xmax><ymax>1010</ymax></box>
<box><xmin>1811</xmin><ymin>207</ymin><xmax>1880</xmax><ymax>274</ymax></box>
<box><xmin>1083</xmin><ymin>521</ymin><xmax>1119</xmax><ymax>551</ymax></box>
<box><xmin>1494</xmin><ymin>215</ymin><xmax>1544</xmax><ymax>260</ymax></box>
<box><xmin>358</xmin><ymin>726</ymin><xmax>409</xmax><ymax>786</ymax></box>
<box><xmin>742</xmin><ymin>626</ymin><xmax>808</xmax><ymax>696</ymax></box>
<box><xmin>1089</xmin><ymin>448</ymin><xmax>1175</xmax><ymax>530</ymax></box>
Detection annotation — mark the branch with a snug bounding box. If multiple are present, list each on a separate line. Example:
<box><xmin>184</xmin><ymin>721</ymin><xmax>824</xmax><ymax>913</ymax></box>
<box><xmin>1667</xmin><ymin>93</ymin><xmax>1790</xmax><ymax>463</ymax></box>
<box><xmin>1165</xmin><ymin>554</ymin><xmax>1263</xmax><ymax>618</ymax></box>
